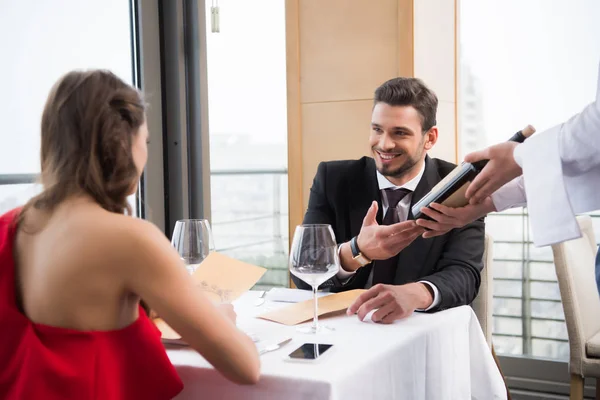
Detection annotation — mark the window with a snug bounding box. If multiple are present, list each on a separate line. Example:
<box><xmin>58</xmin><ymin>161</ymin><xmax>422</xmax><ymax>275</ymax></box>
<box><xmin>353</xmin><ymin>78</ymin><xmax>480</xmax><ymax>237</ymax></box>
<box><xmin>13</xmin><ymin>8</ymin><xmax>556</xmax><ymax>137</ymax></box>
<box><xmin>459</xmin><ymin>0</ymin><xmax>600</xmax><ymax>362</ymax></box>
<box><xmin>204</xmin><ymin>0</ymin><xmax>289</xmax><ymax>288</ymax></box>
<box><xmin>0</xmin><ymin>0</ymin><xmax>138</xmax><ymax>214</ymax></box>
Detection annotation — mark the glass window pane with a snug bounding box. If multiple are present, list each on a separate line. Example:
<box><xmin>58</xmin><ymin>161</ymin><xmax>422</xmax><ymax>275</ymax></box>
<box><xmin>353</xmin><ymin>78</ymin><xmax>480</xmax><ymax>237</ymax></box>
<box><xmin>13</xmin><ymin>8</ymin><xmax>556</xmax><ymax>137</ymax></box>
<box><xmin>493</xmin><ymin>316</ymin><xmax>522</xmax><ymax>336</ymax></box>
<box><xmin>532</xmin><ymin>339</ymin><xmax>569</xmax><ymax>361</ymax></box>
<box><xmin>494</xmin><ymin>281</ymin><xmax>522</xmax><ymax>298</ymax></box>
<box><xmin>493</xmin><ymin>243</ymin><xmax>524</xmax><ymax>261</ymax></box>
<box><xmin>486</xmin><ymin>213</ymin><xmax>525</xmax><ymax>243</ymax></box>
<box><xmin>492</xmin><ymin>261</ymin><xmax>522</xmax><ymax>280</ymax></box>
<box><xmin>205</xmin><ymin>0</ymin><xmax>289</xmax><ymax>288</ymax></box>
<box><xmin>529</xmin><ymin>262</ymin><xmax>557</xmax><ymax>281</ymax></box>
<box><xmin>460</xmin><ymin>0</ymin><xmax>600</xmax><ymax>361</ymax></box>
<box><xmin>528</xmin><ymin>243</ymin><xmax>554</xmax><ymax>263</ymax></box>
<box><xmin>492</xmin><ymin>336</ymin><xmax>522</xmax><ymax>356</ymax></box>
<box><xmin>532</xmin><ymin>320</ymin><xmax>568</xmax><ymax>341</ymax></box>
<box><xmin>493</xmin><ymin>298</ymin><xmax>522</xmax><ymax>317</ymax></box>
<box><xmin>530</xmin><ymin>281</ymin><xmax>561</xmax><ymax>301</ymax></box>
<box><xmin>0</xmin><ymin>1</ymin><xmax>136</xmax><ymax>214</ymax></box>
<box><xmin>530</xmin><ymin>300</ymin><xmax>565</xmax><ymax>320</ymax></box>
<box><xmin>211</xmin><ymin>173</ymin><xmax>288</xmax><ymax>288</ymax></box>
<box><xmin>0</xmin><ymin>0</ymin><xmax>134</xmax><ymax>175</ymax></box>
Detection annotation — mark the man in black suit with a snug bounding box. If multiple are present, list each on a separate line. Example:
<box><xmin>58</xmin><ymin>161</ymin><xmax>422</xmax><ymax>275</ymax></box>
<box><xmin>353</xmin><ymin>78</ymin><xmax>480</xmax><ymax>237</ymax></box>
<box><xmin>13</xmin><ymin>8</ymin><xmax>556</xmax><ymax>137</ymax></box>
<box><xmin>292</xmin><ymin>77</ymin><xmax>484</xmax><ymax>324</ymax></box>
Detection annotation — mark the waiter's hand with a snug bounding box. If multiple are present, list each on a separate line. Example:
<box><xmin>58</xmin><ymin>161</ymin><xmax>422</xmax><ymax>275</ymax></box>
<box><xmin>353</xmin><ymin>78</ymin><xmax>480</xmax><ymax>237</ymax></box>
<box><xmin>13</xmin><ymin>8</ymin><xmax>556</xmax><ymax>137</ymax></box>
<box><xmin>464</xmin><ymin>141</ymin><xmax>522</xmax><ymax>204</ymax></box>
<box><xmin>415</xmin><ymin>198</ymin><xmax>496</xmax><ymax>238</ymax></box>
<box><xmin>356</xmin><ymin>201</ymin><xmax>425</xmax><ymax>261</ymax></box>
<box><xmin>347</xmin><ymin>283</ymin><xmax>433</xmax><ymax>323</ymax></box>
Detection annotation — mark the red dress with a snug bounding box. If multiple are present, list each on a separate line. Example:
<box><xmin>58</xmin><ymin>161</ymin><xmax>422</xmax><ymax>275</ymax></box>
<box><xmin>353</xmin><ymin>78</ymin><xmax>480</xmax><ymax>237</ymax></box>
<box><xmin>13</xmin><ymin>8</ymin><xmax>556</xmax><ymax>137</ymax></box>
<box><xmin>0</xmin><ymin>208</ymin><xmax>183</xmax><ymax>399</ymax></box>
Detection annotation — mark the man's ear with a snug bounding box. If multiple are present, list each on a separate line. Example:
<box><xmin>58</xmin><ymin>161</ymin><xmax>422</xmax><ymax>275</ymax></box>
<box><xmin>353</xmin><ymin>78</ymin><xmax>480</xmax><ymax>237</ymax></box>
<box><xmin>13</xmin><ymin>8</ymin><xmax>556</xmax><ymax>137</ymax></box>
<box><xmin>423</xmin><ymin>126</ymin><xmax>438</xmax><ymax>150</ymax></box>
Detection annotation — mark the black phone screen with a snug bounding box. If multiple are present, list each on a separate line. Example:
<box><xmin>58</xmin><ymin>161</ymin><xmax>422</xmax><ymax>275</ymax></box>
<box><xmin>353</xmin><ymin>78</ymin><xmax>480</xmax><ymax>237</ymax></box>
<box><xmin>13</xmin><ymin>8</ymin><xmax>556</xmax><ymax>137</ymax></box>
<box><xmin>288</xmin><ymin>343</ymin><xmax>333</xmax><ymax>360</ymax></box>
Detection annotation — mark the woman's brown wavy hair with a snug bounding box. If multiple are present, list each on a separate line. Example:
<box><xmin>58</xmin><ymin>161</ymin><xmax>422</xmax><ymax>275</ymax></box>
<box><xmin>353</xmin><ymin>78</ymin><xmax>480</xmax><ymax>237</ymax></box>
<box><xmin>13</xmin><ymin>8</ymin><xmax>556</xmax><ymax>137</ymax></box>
<box><xmin>22</xmin><ymin>70</ymin><xmax>145</xmax><ymax>219</ymax></box>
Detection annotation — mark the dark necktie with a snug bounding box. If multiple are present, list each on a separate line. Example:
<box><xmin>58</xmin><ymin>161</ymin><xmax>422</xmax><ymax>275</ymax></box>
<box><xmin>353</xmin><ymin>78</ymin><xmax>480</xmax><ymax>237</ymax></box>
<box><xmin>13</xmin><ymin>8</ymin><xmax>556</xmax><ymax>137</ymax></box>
<box><xmin>372</xmin><ymin>188</ymin><xmax>412</xmax><ymax>285</ymax></box>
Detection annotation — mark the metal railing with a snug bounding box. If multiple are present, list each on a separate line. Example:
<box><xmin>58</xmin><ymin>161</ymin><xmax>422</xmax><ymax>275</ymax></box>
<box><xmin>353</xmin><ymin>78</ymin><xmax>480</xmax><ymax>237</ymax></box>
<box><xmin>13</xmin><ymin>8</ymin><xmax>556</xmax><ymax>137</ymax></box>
<box><xmin>209</xmin><ymin>169</ymin><xmax>289</xmax><ymax>288</ymax></box>
<box><xmin>0</xmin><ymin>170</ymin><xmax>290</xmax><ymax>289</ymax></box>
<box><xmin>0</xmin><ymin>174</ymin><xmax>37</xmax><ymax>185</ymax></box>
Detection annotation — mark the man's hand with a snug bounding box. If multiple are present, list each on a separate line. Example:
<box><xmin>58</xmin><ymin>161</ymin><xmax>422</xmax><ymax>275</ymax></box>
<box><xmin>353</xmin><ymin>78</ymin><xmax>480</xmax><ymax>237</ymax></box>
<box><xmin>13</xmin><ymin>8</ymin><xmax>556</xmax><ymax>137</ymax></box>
<box><xmin>415</xmin><ymin>198</ymin><xmax>496</xmax><ymax>238</ymax></box>
<box><xmin>346</xmin><ymin>283</ymin><xmax>433</xmax><ymax>323</ymax></box>
<box><xmin>357</xmin><ymin>201</ymin><xmax>425</xmax><ymax>261</ymax></box>
<box><xmin>464</xmin><ymin>142</ymin><xmax>522</xmax><ymax>204</ymax></box>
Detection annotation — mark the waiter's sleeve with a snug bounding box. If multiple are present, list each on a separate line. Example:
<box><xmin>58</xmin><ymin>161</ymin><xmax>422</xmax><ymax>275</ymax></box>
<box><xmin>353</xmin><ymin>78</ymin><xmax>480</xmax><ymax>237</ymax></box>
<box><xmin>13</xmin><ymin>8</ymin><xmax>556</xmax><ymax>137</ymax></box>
<box><xmin>513</xmin><ymin>127</ymin><xmax>581</xmax><ymax>247</ymax></box>
<box><xmin>513</xmin><ymin>61</ymin><xmax>600</xmax><ymax>247</ymax></box>
<box><xmin>491</xmin><ymin>176</ymin><xmax>527</xmax><ymax>212</ymax></box>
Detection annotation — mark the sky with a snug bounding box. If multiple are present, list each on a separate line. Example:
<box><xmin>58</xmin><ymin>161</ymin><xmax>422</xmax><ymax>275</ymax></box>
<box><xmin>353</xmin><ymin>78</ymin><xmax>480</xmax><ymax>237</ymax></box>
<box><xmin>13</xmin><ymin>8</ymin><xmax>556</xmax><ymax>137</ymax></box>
<box><xmin>0</xmin><ymin>0</ymin><xmax>133</xmax><ymax>175</ymax></box>
<box><xmin>204</xmin><ymin>0</ymin><xmax>288</xmax><ymax>146</ymax></box>
<box><xmin>459</xmin><ymin>0</ymin><xmax>600</xmax><ymax>155</ymax></box>
<box><xmin>0</xmin><ymin>0</ymin><xmax>289</xmax><ymax>175</ymax></box>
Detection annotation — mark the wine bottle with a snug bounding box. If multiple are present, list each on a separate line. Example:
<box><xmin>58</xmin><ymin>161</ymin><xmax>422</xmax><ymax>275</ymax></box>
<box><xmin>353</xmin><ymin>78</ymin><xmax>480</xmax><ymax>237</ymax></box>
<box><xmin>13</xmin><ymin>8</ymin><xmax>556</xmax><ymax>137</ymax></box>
<box><xmin>411</xmin><ymin>125</ymin><xmax>535</xmax><ymax>220</ymax></box>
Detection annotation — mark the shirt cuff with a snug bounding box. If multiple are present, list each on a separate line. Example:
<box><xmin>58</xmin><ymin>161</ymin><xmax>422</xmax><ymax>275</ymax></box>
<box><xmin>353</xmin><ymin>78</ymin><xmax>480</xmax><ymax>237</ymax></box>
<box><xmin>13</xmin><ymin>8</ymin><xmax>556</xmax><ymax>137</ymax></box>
<box><xmin>337</xmin><ymin>266</ymin><xmax>356</xmax><ymax>279</ymax></box>
<box><xmin>336</xmin><ymin>242</ymin><xmax>358</xmax><ymax>281</ymax></box>
<box><xmin>416</xmin><ymin>281</ymin><xmax>440</xmax><ymax>311</ymax></box>
<box><xmin>491</xmin><ymin>176</ymin><xmax>527</xmax><ymax>212</ymax></box>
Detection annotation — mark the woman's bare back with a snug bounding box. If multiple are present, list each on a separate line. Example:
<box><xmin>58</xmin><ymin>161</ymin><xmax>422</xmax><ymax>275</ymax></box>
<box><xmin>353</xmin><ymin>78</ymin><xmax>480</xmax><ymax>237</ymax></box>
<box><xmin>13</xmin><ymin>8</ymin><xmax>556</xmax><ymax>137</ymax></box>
<box><xmin>14</xmin><ymin>195</ymin><xmax>261</xmax><ymax>384</ymax></box>
<box><xmin>15</xmin><ymin>197</ymin><xmax>140</xmax><ymax>330</ymax></box>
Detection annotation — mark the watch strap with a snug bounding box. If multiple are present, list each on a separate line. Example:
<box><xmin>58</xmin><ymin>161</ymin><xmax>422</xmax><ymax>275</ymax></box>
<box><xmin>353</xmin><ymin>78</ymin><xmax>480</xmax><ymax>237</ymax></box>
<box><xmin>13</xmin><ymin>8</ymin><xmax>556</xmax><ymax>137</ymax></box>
<box><xmin>350</xmin><ymin>236</ymin><xmax>361</xmax><ymax>258</ymax></box>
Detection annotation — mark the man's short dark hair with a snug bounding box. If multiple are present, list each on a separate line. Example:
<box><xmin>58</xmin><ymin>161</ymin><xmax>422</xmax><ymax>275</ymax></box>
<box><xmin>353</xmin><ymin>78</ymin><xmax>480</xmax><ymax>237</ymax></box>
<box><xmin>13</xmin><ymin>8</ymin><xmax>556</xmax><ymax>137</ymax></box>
<box><xmin>374</xmin><ymin>77</ymin><xmax>438</xmax><ymax>132</ymax></box>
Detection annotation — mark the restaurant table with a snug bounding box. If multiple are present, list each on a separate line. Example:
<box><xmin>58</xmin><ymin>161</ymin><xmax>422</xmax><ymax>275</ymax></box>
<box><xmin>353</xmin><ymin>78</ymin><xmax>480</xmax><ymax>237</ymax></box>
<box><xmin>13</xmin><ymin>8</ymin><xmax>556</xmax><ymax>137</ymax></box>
<box><xmin>167</xmin><ymin>291</ymin><xmax>507</xmax><ymax>400</ymax></box>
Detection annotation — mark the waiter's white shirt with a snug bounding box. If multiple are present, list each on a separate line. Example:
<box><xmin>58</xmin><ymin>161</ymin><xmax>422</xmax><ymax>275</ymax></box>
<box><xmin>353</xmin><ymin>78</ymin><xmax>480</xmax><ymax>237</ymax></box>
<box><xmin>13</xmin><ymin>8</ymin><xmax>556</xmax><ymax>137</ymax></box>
<box><xmin>492</xmin><ymin>61</ymin><xmax>600</xmax><ymax>247</ymax></box>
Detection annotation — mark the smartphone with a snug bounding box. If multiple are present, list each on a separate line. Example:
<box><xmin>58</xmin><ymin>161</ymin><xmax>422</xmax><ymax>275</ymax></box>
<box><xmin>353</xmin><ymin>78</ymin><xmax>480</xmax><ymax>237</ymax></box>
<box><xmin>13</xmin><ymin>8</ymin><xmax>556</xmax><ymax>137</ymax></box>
<box><xmin>286</xmin><ymin>343</ymin><xmax>334</xmax><ymax>363</ymax></box>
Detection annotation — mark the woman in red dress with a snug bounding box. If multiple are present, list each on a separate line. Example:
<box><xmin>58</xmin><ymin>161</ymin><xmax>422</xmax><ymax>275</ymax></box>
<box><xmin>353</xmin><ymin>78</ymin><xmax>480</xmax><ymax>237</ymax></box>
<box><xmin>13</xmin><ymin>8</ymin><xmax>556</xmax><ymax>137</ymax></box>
<box><xmin>0</xmin><ymin>70</ymin><xmax>260</xmax><ymax>399</ymax></box>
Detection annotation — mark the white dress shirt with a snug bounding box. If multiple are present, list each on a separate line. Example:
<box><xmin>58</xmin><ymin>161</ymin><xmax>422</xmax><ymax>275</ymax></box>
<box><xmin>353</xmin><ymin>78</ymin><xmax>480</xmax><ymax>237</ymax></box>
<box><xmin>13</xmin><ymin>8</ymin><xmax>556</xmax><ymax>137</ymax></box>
<box><xmin>491</xmin><ymin>176</ymin><xmax>527</xmax><ymax>212</ymax></box>
<box><xmin>336</xmin><ymin>163</ymin><xmax>442</xmax><ymax>311</ymax></box>
<box><xmin>492</xmin><ymin>61</ymin><xmax>600</xmax><ymax>247</ymax></box>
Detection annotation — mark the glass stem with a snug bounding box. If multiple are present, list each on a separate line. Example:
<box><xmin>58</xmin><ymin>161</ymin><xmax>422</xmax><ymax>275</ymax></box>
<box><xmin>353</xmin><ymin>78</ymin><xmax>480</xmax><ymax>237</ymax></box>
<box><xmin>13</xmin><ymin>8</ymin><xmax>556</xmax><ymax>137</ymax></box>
<box><xmin>312</xmin><ymin>285</ymin><xmax>319</xmax><ymax>330</ymax></box>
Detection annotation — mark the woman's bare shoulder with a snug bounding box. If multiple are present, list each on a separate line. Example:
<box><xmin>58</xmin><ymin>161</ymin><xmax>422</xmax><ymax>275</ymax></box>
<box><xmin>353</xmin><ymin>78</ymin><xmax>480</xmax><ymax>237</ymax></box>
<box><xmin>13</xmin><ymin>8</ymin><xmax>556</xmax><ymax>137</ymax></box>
<box><xmin>99</xmin><ymin>212</ymin><xmax>170</xmax><ymax>249</ymax></box>
<box><xmin>99</xmin><ymin>213</ymin><xmax>183</xmax><ymax>284</ymax></box>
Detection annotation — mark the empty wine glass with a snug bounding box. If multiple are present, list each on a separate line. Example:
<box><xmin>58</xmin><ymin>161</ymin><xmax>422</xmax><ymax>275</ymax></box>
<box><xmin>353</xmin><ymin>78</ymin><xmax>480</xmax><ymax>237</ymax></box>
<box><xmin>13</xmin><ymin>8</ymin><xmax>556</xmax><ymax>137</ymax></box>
<box><xmin>171</xmin><ymin>219</ymin><xmax>215</xmax><ymax>274</ymax></box>
<box><xmin>289</xmin><ymin>224</ymin><xmax>340</xmax><ymax>334</ymax></box>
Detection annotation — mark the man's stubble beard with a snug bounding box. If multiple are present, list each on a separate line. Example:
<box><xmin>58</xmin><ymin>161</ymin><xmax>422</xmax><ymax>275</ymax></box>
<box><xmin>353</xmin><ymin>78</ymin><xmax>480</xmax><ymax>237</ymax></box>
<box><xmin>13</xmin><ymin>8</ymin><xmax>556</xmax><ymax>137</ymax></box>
<box><xmin>376</xmin><ymin>138</ymin><xmax>425</xmax><ymax>179</ymax></box>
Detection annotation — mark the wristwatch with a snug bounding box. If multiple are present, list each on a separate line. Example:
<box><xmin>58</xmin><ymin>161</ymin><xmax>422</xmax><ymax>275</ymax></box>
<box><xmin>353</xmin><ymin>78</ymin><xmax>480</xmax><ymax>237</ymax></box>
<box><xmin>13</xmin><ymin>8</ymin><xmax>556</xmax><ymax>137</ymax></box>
<box><xmin>350</xmin><ymin>236</ymin><xmax>371</xmax><ymax>267</ymax></box>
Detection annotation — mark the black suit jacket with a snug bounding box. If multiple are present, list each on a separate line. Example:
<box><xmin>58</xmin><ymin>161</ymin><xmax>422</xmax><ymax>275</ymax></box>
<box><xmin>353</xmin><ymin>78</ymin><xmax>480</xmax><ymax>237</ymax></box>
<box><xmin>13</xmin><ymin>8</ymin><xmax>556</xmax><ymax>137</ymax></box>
<box><xmin>292</xmin><ymin>156</ymin><xmax>485</xmax><ymax>312</ymax></box>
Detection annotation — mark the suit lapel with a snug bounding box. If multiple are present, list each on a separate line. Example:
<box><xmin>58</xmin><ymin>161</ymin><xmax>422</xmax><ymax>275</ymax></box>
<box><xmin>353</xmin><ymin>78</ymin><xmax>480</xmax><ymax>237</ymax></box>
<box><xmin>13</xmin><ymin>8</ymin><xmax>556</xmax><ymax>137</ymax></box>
<box><xmin>347</xmin><ymin>158</ymin><xmax>381</xmax><ymax>287</ymax></box>
<box><xmin>394</xmin><ymin>156</ymin><xmax>440</xmax><ymax>284</ymax></box>
<box><xmin>349</xmin><ymin>158</ymin><xmax>383</xmax><ymax>236</ymax></box>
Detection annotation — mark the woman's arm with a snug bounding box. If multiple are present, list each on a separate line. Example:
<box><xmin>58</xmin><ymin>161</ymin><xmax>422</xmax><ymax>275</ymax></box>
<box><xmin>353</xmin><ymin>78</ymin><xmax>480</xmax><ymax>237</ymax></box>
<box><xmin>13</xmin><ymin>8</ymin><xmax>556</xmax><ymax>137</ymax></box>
<box><xmin>122</xmin><ymin>219</ymin><xmax>261</xmax><ymax>385</ymax></box>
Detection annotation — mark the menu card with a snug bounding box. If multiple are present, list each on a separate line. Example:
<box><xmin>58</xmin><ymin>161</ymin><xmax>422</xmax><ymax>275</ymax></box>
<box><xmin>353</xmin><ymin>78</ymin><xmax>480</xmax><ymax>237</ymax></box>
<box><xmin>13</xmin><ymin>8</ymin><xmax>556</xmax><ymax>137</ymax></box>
<box><xmin>189</xmin><ymin>252</ymin><xmax>267</xmax><ymax>303</ymax></box>
<box><xmin>258</xmin><ymin>289</ymin><xmax>366</xmax><ymax>325</ymax></box>
<box><xmin>154</xmin><ymin>252</ymin><xmax>267</xmax><ymax>343</ymax></box>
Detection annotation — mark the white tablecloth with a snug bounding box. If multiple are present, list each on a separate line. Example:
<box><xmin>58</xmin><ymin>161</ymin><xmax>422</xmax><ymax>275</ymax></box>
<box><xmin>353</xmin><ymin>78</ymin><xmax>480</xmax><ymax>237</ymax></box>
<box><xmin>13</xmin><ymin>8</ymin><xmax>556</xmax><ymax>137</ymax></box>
<box><xmin>168</xmin><ymin>291</ymin><xmax>507</xmax><ymax>400</ymax></box>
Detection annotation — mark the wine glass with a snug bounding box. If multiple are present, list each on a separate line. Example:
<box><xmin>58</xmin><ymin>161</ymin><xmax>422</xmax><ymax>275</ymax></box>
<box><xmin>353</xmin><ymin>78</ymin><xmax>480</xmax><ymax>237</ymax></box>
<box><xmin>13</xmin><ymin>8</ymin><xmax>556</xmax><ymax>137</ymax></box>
<box><xmin>289</xmin><ymin>224</ymin><xmax>340</xmax><ymax>333</ymax></box>
<box><xmin>171</xmin><ymin>219</ymin><xmax>215</xmax><ymax>275</ymax></box>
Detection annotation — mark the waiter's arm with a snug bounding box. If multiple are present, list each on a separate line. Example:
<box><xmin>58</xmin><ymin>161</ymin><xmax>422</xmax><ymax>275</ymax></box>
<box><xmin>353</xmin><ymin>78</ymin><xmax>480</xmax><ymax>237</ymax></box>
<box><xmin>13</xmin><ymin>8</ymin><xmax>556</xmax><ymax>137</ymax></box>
<box><xmin>464</xmin><ymin>61</ymin><xmax>600</xmax><ymax>246</ymax></box>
